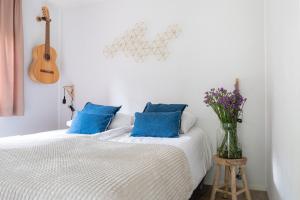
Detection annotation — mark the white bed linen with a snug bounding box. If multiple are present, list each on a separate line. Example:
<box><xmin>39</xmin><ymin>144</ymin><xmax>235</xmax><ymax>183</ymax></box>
<box><xmin>0</xmin><ymin>126</ymin><xmax>212</xmax><ymax>191</ymax></box>
<box><xmin>104</xmin><ymin>126</ymin><xmax>213</xmax><ymax>189</ymax></box>
<box><xmin>0</xmin><ymin>128</ymin><xmax>193</xmax><ymax>200</ymax></box>
<box><xmin>0</xmin><ymin>126</ymin><xmax>131</xmax><ymax>149</ymax></box>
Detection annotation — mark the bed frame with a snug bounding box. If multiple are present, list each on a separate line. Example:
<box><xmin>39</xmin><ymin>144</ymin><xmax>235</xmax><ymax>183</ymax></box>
<box><xmin>189</xmin><ymin>176</ymin><xmax>207</xmax><ymax>200</ymax></box>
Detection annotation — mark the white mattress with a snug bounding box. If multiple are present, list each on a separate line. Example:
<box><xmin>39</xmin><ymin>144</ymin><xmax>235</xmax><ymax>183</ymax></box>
<box><xmin>103</xmin><ymin>126</ymin><xmax>213</xmax><ymax>189</ymax></box>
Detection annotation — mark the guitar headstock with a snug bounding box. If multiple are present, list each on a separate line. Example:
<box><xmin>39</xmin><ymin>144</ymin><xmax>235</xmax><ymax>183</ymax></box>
<box><xmin>37</xmin><ymin>6</ymin><xmax>51</xmax><ymax>22</ymax></box>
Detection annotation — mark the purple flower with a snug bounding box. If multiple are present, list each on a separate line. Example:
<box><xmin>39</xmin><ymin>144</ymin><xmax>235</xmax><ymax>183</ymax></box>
<box><xmin>203</xmin><ymin>87</ymin><xmax>247</xmax><ymax>123</ymax></box>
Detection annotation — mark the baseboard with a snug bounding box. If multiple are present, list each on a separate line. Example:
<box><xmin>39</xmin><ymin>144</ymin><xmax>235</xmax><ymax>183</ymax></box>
<box><xmin>249</xmin><ymin>185</ymin><xmax>267</xmax><ymax>191</ymax></box>
<box><xmin>205</xmin><ymin>184</ymin><xmax>267</xmax><ymax>192</ymax></box>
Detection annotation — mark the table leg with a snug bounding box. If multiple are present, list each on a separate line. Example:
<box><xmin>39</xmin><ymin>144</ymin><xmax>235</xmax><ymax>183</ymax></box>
<box><xmin>210</xmin><ymin>164</ymin><xmax>221</xmax><ymax>200</ymax></box>
<box><xmin>231</xmin><ymin>166</ymin><xmax>237</xmax><ymax>200</ymax></box>
<box><xmin>224</xmin><ymin>166</ymin><xmax>229</xmax><ymax>199</ymax></box>
<box><xmin>241</xmin><ymin>166</ymin><xmax>252</xmax><ymax>200</ymax></box>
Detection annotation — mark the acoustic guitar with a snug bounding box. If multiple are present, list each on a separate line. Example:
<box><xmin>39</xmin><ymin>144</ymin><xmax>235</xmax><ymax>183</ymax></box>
<box><xmin>29</xmin><ymin>6</ymin><xmax>59</xmax><ymax>84</ymax></box>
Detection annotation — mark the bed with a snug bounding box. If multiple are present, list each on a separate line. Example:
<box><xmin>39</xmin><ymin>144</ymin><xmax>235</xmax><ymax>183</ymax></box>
<box><xmin>0</xmin><ymin>126</ymin><xmax>213</xmax><ymax>200</ymax></box>
<box><xmin>104</xmin><ymin>126</ymin><xmax>213</xmax><ymax>189</ymax></box>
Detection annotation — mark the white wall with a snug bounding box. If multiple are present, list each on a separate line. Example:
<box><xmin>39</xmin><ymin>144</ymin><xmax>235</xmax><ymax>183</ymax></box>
<box><xmin>60</xmin><ymin>0</ymin><xmax>266</xmax><ymax>189</ymax></box>
<box><xmin>0</xmin><ymin>0</ymin><xmax>60</xmax><ymax>137</ymax></box>
<box><xmin>266</xmin><ymin>0</ymin><xmax>300</xmax><ymax>199</ymax></box>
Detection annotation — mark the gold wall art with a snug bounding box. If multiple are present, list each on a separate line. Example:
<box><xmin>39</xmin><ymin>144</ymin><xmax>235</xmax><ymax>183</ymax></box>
<box><xmin>103</xmin><ymin>22</ymin><xmax>181</xmax><ymax>62</ymax></box>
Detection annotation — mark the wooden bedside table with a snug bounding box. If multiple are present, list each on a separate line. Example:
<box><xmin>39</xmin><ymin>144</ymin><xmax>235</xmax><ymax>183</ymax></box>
<box><xmin>210</xmin><ymin>155</ymin><xmax>252</xmax><ymax>200</ymax></box>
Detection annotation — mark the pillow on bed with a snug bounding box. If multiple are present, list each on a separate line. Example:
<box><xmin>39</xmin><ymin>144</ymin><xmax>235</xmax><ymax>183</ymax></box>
<box><xmin>66</xmin><ymin>120</ymin><xmax>72</xmax><ymax>127</ymax></box>
<box><xmin>181</xmin><ymin>111</ymin><xmax>197</xmax><ymax>134</ymax></box>
<box><xmin>67</xmin><ymin>111</ymin><xmax>113</xmax><ymax>134</ymax></box>
<box><xmin>82</xmin><ymin>102</ymin><xmax>121</xmax><ymax>116</ymax></box>
<box><xmin>108</xmin><ymin>113</ymin><xmax>133</xmax><ymax>129</ymax></box>
<box><xmin>67</xmin><ymin>113</ymin><xmax>133</xmax><ymax>129</ymax></box>
<box><xmin>143</xmin><ymin>102</ymin><xmax>187</xmax><ymax>113</ymax></box>
<box><xmin>131</xmin><ymin>112</ymin><xmax>181</xmax><ymax>138</ymax></box>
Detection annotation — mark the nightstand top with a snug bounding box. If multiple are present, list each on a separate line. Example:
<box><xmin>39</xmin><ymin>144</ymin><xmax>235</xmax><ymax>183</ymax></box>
<box><xmin>213</xmin><ymin>154</ymin><xmax>247</xmax><ymax>166</ymax></box>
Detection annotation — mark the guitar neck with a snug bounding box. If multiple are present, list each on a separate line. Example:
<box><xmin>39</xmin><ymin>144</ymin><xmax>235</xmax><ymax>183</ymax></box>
<box><xmin>45</xmin><ymin>21</ymin><xmax>50</xmax><ymax>55</ymax></box>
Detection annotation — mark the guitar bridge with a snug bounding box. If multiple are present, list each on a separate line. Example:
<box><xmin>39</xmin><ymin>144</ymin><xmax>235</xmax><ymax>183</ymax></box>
<box><xmin>40</xmin><ymin>69</ymin><xmax>54</xmax><ymax>74</ymax></box>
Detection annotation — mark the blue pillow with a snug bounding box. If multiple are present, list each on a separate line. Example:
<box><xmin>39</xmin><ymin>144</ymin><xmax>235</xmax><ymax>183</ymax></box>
<box><xmin>131</xmin><ymin>112</ymin><xmax>181</xmax><ymax>138</ymax></box>
<box><xmin>67</xmin><ymin>111</ymin><xmax>113</xmax><ymax>134</ymax></box>
<box><xmin>82</xmin><ymin>102</ymin><xmax>121</xmax><ymax>116</ymax></box>
<box><xmin>143</xmin><ymin>102</ymin><xmax>187</xmax><ymax>113</ymax></box>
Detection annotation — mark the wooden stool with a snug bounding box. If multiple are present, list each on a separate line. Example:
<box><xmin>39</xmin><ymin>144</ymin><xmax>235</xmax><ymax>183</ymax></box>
<box><xmin>210</xmin><ymin>155</ymin><xmax>251</xmax><ymax>200</ymax></box>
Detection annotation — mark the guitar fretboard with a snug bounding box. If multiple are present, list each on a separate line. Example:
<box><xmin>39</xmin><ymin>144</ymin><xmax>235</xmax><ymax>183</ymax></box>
<box><xmin>45</xmin><ymin>21</ymin><xmax>50</xmax><ymax>57</ymax></box>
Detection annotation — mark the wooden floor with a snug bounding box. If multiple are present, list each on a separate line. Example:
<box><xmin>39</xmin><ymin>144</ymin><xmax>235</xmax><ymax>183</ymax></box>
<box><xmin>198</xmin><ymin>185</ymin><xmax>269</xmax><ymax>200</ymax></box>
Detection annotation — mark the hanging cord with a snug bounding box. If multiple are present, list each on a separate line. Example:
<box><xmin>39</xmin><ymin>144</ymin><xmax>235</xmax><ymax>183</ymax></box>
<box><xmin>236</xmin><ymin>167</ymin><xmax>242</xmax><ymax>180</ymax></box>
<box><xmin>68</xmin><ymin>91</ymin><xmax>75</xmax><ymax>120</ymax></box>
<box><xmin>228</xmin><ymin>167</ymin><xmax>242</xmax><ymax>180</ymax></box>
<box><xmin>69</xmin><ymin>101</ymin><xmax>75</xmax><ymax>120</ymax></box>
<box><xmin>62</xmin><ymin>87</ymin><xmax>75</xmax><ymax>120</ymax></box>
<box><xmin>62</xmin><ymin>89</ymin><xmax>66</xmax><ymax>104</ymax></box>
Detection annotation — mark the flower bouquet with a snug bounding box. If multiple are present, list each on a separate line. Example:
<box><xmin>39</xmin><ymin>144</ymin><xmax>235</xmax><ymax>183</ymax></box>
<box><xmin>204</xmin><ymin>84</ymin><xmax>246</xmax><ymax>159</ymax></box>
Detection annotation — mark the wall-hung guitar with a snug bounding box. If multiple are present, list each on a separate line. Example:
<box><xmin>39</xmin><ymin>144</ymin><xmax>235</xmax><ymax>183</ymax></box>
<box><xmin>29</xmin><ymin>6</ymin><xmax>59</xmax><ymax>84</ymax></box>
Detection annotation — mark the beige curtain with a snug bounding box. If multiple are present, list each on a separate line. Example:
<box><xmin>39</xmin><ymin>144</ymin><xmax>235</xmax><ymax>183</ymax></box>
<box><xmin>0</xmin><ymin>0</ymin><xmax>24</xmax><ymax>116</ymax></box>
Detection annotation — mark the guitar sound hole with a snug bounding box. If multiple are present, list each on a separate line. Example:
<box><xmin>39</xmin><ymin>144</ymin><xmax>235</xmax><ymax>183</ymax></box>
<box><xmin>44</xmin><ymin>54</ymin><xmax>51</xmax><ymax>61</ymax></box>
<box><xmin>40</xmin><ymin>69</ymin><xmax>54</xmax><ymax>74</ymax></box>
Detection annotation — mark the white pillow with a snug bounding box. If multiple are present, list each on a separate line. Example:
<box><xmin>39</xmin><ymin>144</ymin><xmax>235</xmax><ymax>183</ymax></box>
<box><xmin>181</xmin><ymin>111</ymin><xmax>197</xmax><ymax>134</ymax></box>
<box><xmin>66</xmin><ymin>120</ymin><xmax>72</xmax><ymax>127</ymax></box>
<box><xmin>108</xmin><ymin>113</ymin><xmax>133</xmax><ymax>129</ymax></box>
<box><xmin>66</xmin><ymin>113</ymin><xmax>133</xmax><ymax>129</ymax></box>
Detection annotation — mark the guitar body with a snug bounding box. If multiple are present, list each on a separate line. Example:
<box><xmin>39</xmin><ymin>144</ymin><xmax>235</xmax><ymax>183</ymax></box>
<box><xmin>29</xmin><ymin>44</ymin><xmax>59</xmax><ymax>84</ymax></box>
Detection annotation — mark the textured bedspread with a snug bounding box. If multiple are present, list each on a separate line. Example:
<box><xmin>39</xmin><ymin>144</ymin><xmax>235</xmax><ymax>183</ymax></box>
<box><xmin>0</xmin><ymin>136</ymin><xmax>193</xmax><ymax>200</ymax></box>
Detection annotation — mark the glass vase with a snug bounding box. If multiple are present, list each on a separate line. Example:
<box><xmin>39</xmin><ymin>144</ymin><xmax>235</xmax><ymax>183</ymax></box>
<box><xmin>217</xmin><ymin>122</ymin><xmax>242</xmax><ymax>159</ymax></box>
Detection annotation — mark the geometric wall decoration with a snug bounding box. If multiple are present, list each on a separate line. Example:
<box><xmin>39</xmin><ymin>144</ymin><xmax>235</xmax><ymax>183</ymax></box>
<box><xmin>103</xmin><ymin>22</ymin><xmax>181</xmax><ymax>62</ymax></box>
